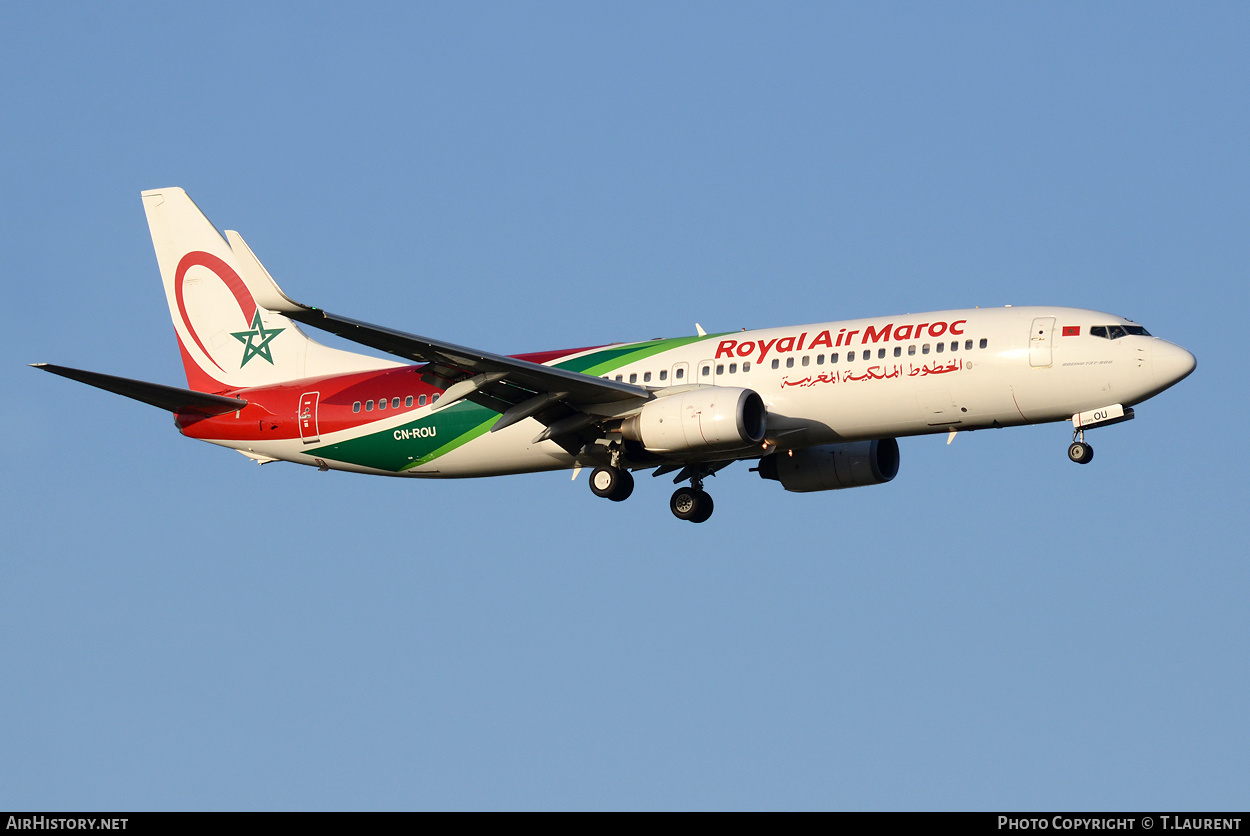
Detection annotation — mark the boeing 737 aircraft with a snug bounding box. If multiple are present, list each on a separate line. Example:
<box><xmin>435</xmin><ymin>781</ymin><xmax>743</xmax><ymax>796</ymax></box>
<box><xmin>35</xmin><ymin>188</ymin><xmax>1196</xmax><ymax>522</ymax></box>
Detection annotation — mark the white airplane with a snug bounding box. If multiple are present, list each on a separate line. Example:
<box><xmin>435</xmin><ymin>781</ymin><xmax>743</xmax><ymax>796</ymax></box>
<box><xmin>35</xmin><ymin>188</ymin><xmax>1196</xmax><ymax>522</ymax></box>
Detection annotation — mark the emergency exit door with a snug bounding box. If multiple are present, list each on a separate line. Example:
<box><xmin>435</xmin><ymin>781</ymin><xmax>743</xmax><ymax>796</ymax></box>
<box><xmin>298</xmin><ymin>392</ymin><xmax>320</xmax><ymax>444</ymax></box>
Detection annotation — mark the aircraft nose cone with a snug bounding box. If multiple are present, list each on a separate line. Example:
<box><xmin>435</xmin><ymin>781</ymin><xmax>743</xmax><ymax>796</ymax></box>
<box><xmin>1154</xmin><ymin>342</ymin><xmax>1196</xmax><ymax>389</ymax></box>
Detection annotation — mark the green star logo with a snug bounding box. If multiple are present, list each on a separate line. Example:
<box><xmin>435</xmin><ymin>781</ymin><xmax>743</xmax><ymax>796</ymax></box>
<box><xmin>231</xmin><ymin>311</ymin><xmax>284</xmax><ymax>368</ymax></box>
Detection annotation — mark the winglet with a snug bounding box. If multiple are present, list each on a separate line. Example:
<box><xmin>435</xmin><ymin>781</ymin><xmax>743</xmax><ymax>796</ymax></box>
<box><xmin>224</xmin><ymin>230</ymin><xmax>308</xmax><ymax>315</ymax></box>
<box><xmin>695</xmin><ymin>323</ymin><xmax>707</xmax><ymax>337</ymax></box>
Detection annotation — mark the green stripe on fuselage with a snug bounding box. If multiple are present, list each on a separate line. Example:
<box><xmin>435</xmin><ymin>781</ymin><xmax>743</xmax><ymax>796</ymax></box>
<box><xmin>308</xmin><ymin>334</ymin><xmax>726</xmax><ymax>471</ymax></box>
<box><xmin>554</xmin><ymin>335</ymin><xmax>719</xmax><ymax>376</ymax></box>
<box><xmin>308</xmin><ymin>401</ymin><xmax>499</xmax><ymax>472</ymax></box>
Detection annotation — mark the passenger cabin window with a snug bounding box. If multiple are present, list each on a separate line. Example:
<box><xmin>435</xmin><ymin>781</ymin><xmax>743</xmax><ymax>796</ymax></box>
<box><xmin>353</xmin><ymin>401</ymin><xmax>361</xmax><ymax>413</ymax></box>
<box><xmin>743</xmin><ymin>362</ymin><xmax>750</xmax><ymax>372</ymax></box>
<box><xmin>615</xmin><ymin>375</ymin><xmax>623</xmax><ymax>382</ymax></box>
<box><xmin>702</xmin><ymin>365</ymin><xmax>711</xmax><ymax>377</ymax></box>
<box><xmin>643</xmin><ymin>371</ymin><xmax>651</xmax><ymax>383</ymax></box>
<box><xmin>801</xmin><ymin>356</ymin><xmax>810</xmax><ymax>367</ymax></box>
<box><xmin>785</xmin><ymin>357</ymin><xmax>794</xmax><ymax>368</ymax></box>
<box><xmin>847</xmin><ymin>351</ymin><xmax>856</xmax><ymax>362</ymax></box>
<box><xmin>378</xmin><ymin>399</ymin><xmax>386</xmax><ymax>410</ymax></box>
<box><xmin>878</xmin><ymin>348</ymin><xmax>886</xmax><ymax>359</ymax></box>
<box><xmin>936</xmin><ymin>342</ymin><xmax>944</xmax><ymax>353</ymax></box>
<box><xmin>392</xmin><ymin>397</ymin><xmax>400</xmax><ymax>408</ymax></box>
<box><xmin>965</xmin><ymin>340</ymin><xmax>973</xmax><ymax>350</ymax></box>
<box><xmin>979</xmin><ymin>338</ymin><xmax>988</xmax><ymax>349</ymax></box>
<box><xmin>816</xmin><ymin>354</ymin><xmax>825</xmax><ymax>365</ymax></box>
<box><xmin>771</xmin><ymin>359</ymin><xmax>780</xmax><ymax>370</ymax></box>
<box><xmin>893</xmin><ymin>347</ymin><xmax>901</xmax><ymax>357</ymax></box>
<box><xmin>405</xmin><ymin>396</ymin><xmax>413</xmax><ymax>407</ymax></box>
<box><xmin>659</xmin><ymin>370</ymin><xmax>667</xmax><ymax>381</ymax></box>
<box><xmin>432</xmin><ymin>394</ymin><xmax>440</xmax><ymax>402</ymax></box>
<box><xmin>922</xmin><ymin>344</ymin><xmax>930</xmax><ymax>354</ymax></box>
<box><xmin>675</xmin><ymin>368</ymin><xmax>684</xmax><ymax>379</ymax></box>
<box><xmin>716</xmin><ymin>364</ymin><xmax>724</xmax><ymax>375</ymax></box>
<box><xmin>629</xmin><ymin>373</ymin><xmax>637</xmax><ymax>383</ymax></box>
<box><xmin>366</xmin><ymin>400</ymin><xmax>374</xmax><ymax>411</ymax></box>
<box><xmin>418</xmin><ymin>394</ymin><xmax>427</xmax><ymax>406</ymax></box>
<box><xmin>729</xmin><ymin>363</ymin><xmax>737</xmax><ymax>373</ymax></box>
<box><xmin>908</xmin><ymin>345</ymin><xmax>916</xmax><ymax>356</ymax></box>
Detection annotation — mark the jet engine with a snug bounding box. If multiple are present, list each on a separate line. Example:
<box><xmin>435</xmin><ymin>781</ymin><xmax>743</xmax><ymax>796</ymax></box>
<box><xmin>620</xmin><ymin>387</ymin><xmax>767</xmax><ymax>454</ymax></box>
<box><xmin>757</xmin><ymin>438</ymin><xmax>900</xmax><ymax>492</ymax></box>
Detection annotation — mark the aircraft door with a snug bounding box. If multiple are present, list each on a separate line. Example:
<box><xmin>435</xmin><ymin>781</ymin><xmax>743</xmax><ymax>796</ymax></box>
<box><xmin>1029</xmin><ymin>317</ymin><xmax>1056</xmax><ymax>368</ymax></box>
<box><xmin>298</xmin><ymin>391</ymin><xmax>320</xmax><ymax>444</ymax></box>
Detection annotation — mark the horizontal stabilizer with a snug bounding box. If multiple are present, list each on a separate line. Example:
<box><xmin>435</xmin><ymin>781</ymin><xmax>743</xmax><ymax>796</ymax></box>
<box><xmin>32</xmin><ymin>364</ymin><xmax>247</xmax><ymax>416</ymax></box>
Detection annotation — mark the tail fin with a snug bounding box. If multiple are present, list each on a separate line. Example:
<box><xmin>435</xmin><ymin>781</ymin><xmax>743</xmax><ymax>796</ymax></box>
<box><xmin>141</xmin><ymin>188</ymin><xmax>398</xmax><ymax>392</ymax></box>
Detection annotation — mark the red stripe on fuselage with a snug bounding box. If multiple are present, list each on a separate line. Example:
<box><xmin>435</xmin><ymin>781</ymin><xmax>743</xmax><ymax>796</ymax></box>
<box><xmin>178</xmin><ymin>366</ymin><xmax>425</xmax><ymax>440</ymax></box>
<box><xmin>177</xmin><ymin>343</ymin><xmax>615</xmax><ymax>441</ymax></box>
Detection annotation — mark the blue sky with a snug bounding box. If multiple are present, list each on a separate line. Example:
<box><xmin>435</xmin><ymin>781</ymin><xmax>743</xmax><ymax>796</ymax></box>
<box><xmin>2</xmin><ymin>3</ymin><xmax>1246</xmax><ymax>810</ymax></box>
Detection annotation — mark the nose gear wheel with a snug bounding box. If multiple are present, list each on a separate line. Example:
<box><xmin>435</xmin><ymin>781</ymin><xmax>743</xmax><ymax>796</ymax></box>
<box><xmin>1068</xmin><ymin>427</ymin><xmax>1094</xmax><ymax>464</ymax></box>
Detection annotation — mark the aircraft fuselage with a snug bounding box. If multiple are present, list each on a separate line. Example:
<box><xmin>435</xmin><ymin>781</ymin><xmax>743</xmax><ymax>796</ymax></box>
<box><xmin>176</xmin><ymin>305</ymin><xmax>1194</xmax><ymax>478</ymax></box>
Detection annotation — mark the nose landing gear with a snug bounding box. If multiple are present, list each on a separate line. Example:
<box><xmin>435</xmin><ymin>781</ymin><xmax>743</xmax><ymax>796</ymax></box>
<box><xmin>1068</xmin><ymin>428</ymin><xmax>1094</xmax><ymax>464</ymax></box>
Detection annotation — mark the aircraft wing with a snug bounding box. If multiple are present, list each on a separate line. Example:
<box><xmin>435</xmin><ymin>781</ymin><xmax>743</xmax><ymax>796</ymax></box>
<box><xmin>283</xmin><ymin>307</ymin><xmax>647</xmax><ymax>406</ymax></box>
<box><xmin>226</xmin><ymin>231</ymin><xmax>650</xmax><ymax>447</ymax></box>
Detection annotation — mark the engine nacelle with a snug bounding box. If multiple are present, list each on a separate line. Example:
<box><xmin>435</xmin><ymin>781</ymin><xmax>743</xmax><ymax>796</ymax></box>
<box><xmin>621</xmin><ymin>387</ymin><xmax>767</xmax><ymax>454</ymax></box>
<box><xmin>757</xmin><ymin>438</ymin><xmax>900</xmax><ymax>492</ymax></box>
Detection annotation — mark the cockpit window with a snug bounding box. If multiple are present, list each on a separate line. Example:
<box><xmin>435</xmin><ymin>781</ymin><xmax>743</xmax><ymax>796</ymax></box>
<box><xmin>1090</xmin><ymin>324</ymin><xmax>1151</xmax><ymax>340</ymax></box>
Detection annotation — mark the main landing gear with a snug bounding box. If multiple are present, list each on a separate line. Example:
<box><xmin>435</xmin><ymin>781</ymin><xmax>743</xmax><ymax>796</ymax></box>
<box><xmin>589</xmin><ymin>465</ymin><xmax>634</xmax><ymax>501</ymax></box>
<box><xmin>668</xmin><ymin>464</ymin><xmax>716</xmax><ymax>523</ymax></box>
<box><xmin>1068</xmin><ymin>428</ymin><xmax>1094</xmax><ymax>465</ymax></box>
<box><xmin>586</xmin><ymin>460</ymin><xmax>718</xmax><ymax>523</ymax></box>
<box><xmin>670</xmin><ymin>485</ymin><xmax>714</xmax><ymax>523</ymax></box>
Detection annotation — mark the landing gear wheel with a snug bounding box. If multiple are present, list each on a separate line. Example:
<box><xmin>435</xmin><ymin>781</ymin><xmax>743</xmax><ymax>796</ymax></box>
<box><xmin>670</xmin><ymin>487</ymin><xmax>714</xmax><ymax>523</ymax></box>
<box><xmin>1068</xmin><ymin>441</ymin><xmax>1094</xmax><ymax>465</ymax></box>
<box><xmin>690</xmin><ymin>492</ymin><xmax>714</xmax><ymax>523</ymax></box>
<box><xmin>590</xmin><ymin>466</ymin><xmax>634</xmax><ymax>501</ymax></box>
